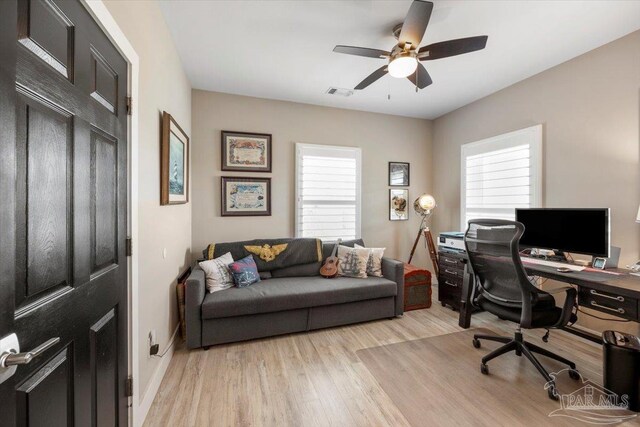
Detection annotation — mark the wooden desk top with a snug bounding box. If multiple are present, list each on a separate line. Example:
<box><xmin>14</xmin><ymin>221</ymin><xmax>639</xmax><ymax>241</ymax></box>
<box><xmin>523</xmin><ymin>263</ymin><xmax>640</xmax><ymax>299</ymax></box>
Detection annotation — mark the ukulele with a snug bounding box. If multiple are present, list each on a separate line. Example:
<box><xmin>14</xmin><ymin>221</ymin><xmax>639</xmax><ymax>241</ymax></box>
<box><xmin>319</xmin><ymin>238</ymin><xmax>342</xmax><ymax>278</ymax></box>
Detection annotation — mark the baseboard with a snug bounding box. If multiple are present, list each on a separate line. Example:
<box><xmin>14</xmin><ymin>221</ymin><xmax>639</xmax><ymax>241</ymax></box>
<box><xmin>135</xmin><ymin>325</ymin><xmax>180</xmax><ymax>427</ymax></box>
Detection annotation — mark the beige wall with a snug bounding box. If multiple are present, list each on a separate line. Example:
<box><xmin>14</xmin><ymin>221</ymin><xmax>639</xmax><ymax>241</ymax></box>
<box><xmin>191</xmin><ymin>90</ymin><xmax>433</xmax><ymax>268</ymax></box>
<box><xmin>104</xmin><ymin>0</ymin><xmax>192</xmax><ymax>399</ymax></box>
<box><xmin>432</xmin><ymin>31</ymin><xmax>640</xmax><ymax>334</ymax></box>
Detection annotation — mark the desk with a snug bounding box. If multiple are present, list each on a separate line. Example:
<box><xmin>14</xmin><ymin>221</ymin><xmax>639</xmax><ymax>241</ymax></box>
<box><xmin>458</xmin><ymin>258</ymin><xmax>640</xmax><ymax>343</ymax></box>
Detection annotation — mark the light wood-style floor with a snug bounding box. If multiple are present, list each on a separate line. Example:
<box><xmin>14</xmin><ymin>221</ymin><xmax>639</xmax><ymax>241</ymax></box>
<box><xmin>144</xmin><ymin>289</ymin><xmax>606</xmax><ymax>427</ymax></box>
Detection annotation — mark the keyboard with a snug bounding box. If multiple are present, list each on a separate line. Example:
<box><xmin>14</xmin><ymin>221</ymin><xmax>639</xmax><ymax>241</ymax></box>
<box><xmin>521</xmin><ymin>257</ymin><xmax>586</xmax><ymax>271</ymax></box>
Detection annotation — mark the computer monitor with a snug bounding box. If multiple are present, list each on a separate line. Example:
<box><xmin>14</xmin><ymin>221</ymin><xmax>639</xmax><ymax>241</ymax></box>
<box><xmin>515</xmin><ymin>208</ymin><xmax>610</xmax><ymax>257</ymax></box>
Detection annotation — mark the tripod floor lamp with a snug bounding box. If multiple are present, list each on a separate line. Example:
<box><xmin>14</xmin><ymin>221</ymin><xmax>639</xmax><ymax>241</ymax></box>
<box><xmin>408</xmin><ymin>194</ymin><xmax>439</xmax><ymax>276</ymax></box>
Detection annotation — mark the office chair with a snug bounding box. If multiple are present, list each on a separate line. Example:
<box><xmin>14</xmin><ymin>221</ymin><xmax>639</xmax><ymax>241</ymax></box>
<box><xmin>464</xmin><ymin>219</ymin><xmax>579</xmax><ymax>400</ymax></box>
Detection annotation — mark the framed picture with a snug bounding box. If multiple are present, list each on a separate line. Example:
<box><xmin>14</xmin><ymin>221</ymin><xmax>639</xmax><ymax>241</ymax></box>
<box><xmin>161</xmin><ymin>111</ymin><xmax>189</xmax><ymax>205</ymax></box>
<box><xmin>221</xmin><ymin>176</ymin><xmax>271</xmax><ymax>216</ymax></box>
<box><xmin>221</xmin><ymin>131</ymin><xmax>272</xmax><ymax>172</ymax></box>
<box><xmin>390</xmin><ymin>189</ymin><xmax>409</xmax><ymax>221</ymax></box>
<box><xmin>389</xmin><ymin>161</ymin><xmax>410</xmax><ymax>186</ymax></box>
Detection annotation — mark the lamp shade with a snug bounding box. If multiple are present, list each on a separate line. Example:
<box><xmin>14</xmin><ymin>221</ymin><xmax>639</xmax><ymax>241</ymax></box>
<box><xmin>637</xmin><ymin>204</ymin><xmax>640</xmax><ymax>223</ymax></box>
<box><xmin>388</xmin><ymin>56</ymin><xmax>418</xmax><ymax>78</ymax></box>
<box><xmin>414</xmin><ymin>194</ymin><xmax>437</xmax><ymax>216</ymax></box>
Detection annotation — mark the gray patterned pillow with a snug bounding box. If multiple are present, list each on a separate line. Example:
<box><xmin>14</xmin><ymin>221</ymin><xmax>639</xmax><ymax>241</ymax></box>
<box><xmin>199</xmin><ymin>252</ymin><xmax>234</xmax><ymax>293</ymax></box>
<box><xmin>336</xmin><ymin>245</ymin><xmax>369</xmax><ymax>278</ymax></box>
<box><xmin>354</xmin><ymin>244</ymin><xmax>385</xmax><ymax>277</ymax></box>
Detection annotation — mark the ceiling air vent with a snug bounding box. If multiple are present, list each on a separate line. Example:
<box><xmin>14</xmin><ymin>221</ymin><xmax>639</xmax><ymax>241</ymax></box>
<box><xmin>326</xmin><ymin>87</ymin><xmax>354</xmax><ymax>97</ymax></box>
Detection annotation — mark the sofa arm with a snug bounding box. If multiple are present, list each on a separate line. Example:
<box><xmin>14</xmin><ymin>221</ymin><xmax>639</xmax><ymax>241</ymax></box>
<box><xmin>382</xmin><ymin>257</ymin><xmax>404</xmax><ymax>316</ymax></box>
<box><xmin>185</xmin><ymin>268</ymin><xmax>206</xmax><ymax>349</ymax></box>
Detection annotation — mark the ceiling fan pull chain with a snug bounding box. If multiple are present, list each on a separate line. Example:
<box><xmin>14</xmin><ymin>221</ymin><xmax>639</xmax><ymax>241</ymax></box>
<box><xmin>388</xmin><ymin>76</ymin><xmax>391</xmax><ymax>100</ymax></box>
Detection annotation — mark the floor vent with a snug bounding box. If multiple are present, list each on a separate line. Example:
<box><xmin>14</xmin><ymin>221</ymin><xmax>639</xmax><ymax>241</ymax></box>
<box><xmin>326</xmin><ymin>87</ymin><xmax>354</xmax><ymax>97</ymax></box>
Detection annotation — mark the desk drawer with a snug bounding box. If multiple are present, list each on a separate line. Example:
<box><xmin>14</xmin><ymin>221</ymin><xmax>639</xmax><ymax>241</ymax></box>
<box><xmin>439</xmin><ymin>276</ymin><xmax>462</xmax><ymax>290</ymax></box>
<box><xmin>579</xmin><ymin>288</ymin><xmax>638</xmax><ymax>321</ymax></box>
<box><xmin>438</xmin><ymin>275</ymin><xmax>462</xmax><ymax>310</ymax></box>
<box><xmin>439</xmin><ymin>254</ymin><xmax>465</xmax><ymax>270</ymax></box>
<box><xmin>440</xmin><ymin>266</ymin><xmax>464</xmax><ymax>279</ymax></box>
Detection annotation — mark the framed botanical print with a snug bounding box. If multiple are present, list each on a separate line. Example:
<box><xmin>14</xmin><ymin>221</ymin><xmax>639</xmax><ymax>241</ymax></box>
<box><xmin>221</xmin><ymin>176</ymin><xmax>271</xmax><ymax>216</ymax></box>
<box><xmin>161</xmin><ymin>111</ymin><xmax>189</xmax><ymax>205</ymax></box>
<box><xmin>221</xmin><ymin>131</ymin><xmax>272</xmax><ymax>172</ymax></box>
<box><xmin>389</xmin><ymin>161</ymin><xmax>410</xmax><ymax>186</ymax></box>
<box><xmin>389</xmin><ymin>189</ymin><xmax>409</xmax><ymax>221</ymax></box>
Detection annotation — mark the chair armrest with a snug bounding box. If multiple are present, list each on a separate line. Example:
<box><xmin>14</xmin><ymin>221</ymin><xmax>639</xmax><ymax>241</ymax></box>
<box><xmin>185</xmin><ymin>268</ymin><xmax>206</xmax><ymax>349</ymax></box>
<box><xmin>553</xmin><ymin>287</ymin><xmax>577</xmax><ymax>328</ymax></box>
<box><xmin>382</xmin><ymin>257</ymin><xmax>404</xmax><ymax>316</ymax></box>
<box><xmin>459</xmin><ymin>262</ymin><xmax>474</xmax><ymax>328</ymax></box>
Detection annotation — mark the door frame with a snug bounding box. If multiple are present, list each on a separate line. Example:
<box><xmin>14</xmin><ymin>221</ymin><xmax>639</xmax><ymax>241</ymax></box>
<box><xmin>79</xmin><ymin>1</ymin><xmax>140</xmax><ymax>426</ymax></box>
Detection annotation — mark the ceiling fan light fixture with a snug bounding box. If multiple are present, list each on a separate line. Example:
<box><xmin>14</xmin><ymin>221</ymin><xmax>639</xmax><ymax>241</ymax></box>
<box><xmin>388</xmin><ymin>52</ymin><xmax>417</xmax><ymax>78</ymax></box>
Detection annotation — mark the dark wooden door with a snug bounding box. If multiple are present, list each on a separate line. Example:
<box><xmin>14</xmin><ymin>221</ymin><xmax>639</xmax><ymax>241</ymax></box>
<box><xmin>0</xmin><ymin>0</ymin><xmax>129</xmax><ymax>425</ymax></box>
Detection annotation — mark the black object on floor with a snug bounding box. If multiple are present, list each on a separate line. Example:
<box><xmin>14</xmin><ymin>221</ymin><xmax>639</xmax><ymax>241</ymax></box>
<box><xmin>603</xmin><ymin>330</ymin><xmax>640</xmax><ymax>412</ymax></box>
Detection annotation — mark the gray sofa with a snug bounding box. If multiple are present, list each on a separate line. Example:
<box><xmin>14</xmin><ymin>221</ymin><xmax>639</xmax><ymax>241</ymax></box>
<box><xmin>185</xmin><ymin>239</ymin><xmax>404</xmax><ymax>349</ymax></box>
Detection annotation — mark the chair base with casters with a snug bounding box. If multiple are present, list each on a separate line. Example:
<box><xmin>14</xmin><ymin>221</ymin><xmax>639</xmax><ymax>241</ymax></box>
<box><xmin>473</xmin><ymin>328</ymin><xmax>581</xmax><ymax>400</ymax></box>
<box><xmin>463</xmin><ymin>219</ymin><xmax>582</xmax><ymax>401</ymax></box>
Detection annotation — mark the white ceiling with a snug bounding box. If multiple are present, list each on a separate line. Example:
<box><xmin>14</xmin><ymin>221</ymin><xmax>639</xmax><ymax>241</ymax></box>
<box><xmin>159</xmin><ymin>1</ymin><xmax>640</xmax><ymax>119</ymax></box>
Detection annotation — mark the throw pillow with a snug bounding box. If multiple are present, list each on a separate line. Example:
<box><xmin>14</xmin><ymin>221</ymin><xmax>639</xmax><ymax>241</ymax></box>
<box><xmin>199</xmin><ymin>252</ymin><xmax>234</xmax><ymax>293</ymax></box>
<box><xmin>336</xmin><ymin>245</ymin><xmax>369</xmax><ymax>278</ymax></box>
<box><xmin>355</xmin><ymin>244</ymin><xmax>385</xmax><ymax>277</ymax></box>
<box><xmin>228</xmin><ymin>255</ymin><xmax>261</xmax><ymax>288</ymax></box>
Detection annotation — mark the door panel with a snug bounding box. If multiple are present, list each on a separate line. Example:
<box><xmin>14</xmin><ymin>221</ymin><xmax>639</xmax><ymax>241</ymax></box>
<box><xmin>16</xmin><ymin>347</ymin><xmax>74</xmax><ymax>427</ymax></box>
<box><xmin>91</xmin><ymin>126</ymin><xmax>119</xmax><ymax>276</ymax></box>
<box><xmin>90</xmin><ymin>47</ymin><xmax>118</xmax><ymax>114</ymax></box>
<box><xmin>18</xmin><ymin>0</ymin><xmax>75</xmax><ymax>81</ymax></box>
<box><xmin>1</xmin><ymin>0</ymin><xmax>129</xmax><ymax>425</ymax></box>
<box><xmin>15</xmin><ymin>92</ymin><xmax>74</xmax><ymax>306</ymax></box>
<box><xmin>90</xmin><ymin>308</ymin><xmax>118</xmax><ymax>427</ymax></box>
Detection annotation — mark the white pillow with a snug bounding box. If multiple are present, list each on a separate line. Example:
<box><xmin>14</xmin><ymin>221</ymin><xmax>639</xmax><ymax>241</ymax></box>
<box><xmin>355</xmin><ymin>244</ymin><xmax>385</xmax><ymax>277</ymax></box>
<box><xmin>337</xmin><ymin>245</ymin><xmax>370</xmax><ymax>278</ymax></box>
<box><xmin>199</xmin><ymin>252</ymin><xmax>234</xmax><ymax>293</ymax></box>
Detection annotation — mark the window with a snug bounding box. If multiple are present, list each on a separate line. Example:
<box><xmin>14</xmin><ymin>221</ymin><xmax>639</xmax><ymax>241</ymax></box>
<box><xmin>460</xmin><ymin>125</ymin><xmax>542</xmax><ymax>229</ymax></box>
<box><xmin>295</xmin><ymin>143</ymin><xmax>361</xmax><ymax>240</ymax></box>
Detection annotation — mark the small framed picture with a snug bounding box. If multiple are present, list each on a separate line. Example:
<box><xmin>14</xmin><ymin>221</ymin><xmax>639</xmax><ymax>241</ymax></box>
<box><xmin>389</xmin><ymin>162</ymin><xmax>410</xmax><ymax>186</ymax></box>
<box><xmin>160</xmin><ymin>112</ymin><xmax>189</xmax><ymax>205</ymax></box>
<box><xmin>390</xmin><ymin>189</ymin><xmax>409</xmax><ymax>221</ymax></box>
<box><xmin>221</xmin><ymin>176</ymin><xmax>271</xmax><ymax>216</ymax></box>
<box><xmin>221</xmin><ymin>131</ymin><xmax>272</xmax><ymax>172</ymax></box>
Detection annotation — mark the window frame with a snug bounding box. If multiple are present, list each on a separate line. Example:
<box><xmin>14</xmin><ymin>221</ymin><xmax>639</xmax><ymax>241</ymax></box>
<box><xmin>460</xmin><ymin>125</ymin><xmax>543</xmax><ymax>230</ymax></box>
<box><xmin>295</xmin><ymin>143</ymin><xmax>362</xmax><ymax>240</ymax></box>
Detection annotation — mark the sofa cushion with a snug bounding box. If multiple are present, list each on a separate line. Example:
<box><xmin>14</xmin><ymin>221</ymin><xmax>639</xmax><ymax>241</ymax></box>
<box><xmin>271</xmin><ymin>262</ymin><xmax>322</xmax><ymax>278</ymax></box>
<box><xmin>228</xmin><ymin>255</ymin><xmax>260</xmax><ymax>287</ymax></box>
<box><xmin>322</xmin><ymin>239</ymin><xmax>364</xmax><ymax>259</ymax></box>
<box><xmin>201</xmin><ymin>276</ymin><xmax>397</xmax><ymax>319</ymax></box>
<box><xmin>198</xmin><ymin>252</ymin><xmax>234</xmax><ymax>293</ymax></box>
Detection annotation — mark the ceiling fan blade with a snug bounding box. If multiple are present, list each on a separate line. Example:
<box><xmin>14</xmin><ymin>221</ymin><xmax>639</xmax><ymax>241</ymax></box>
<box><xmin>407</xmin><ymin>63</ymin><xmax>432</xmax><ymax>89</ymax></box>
<box><xmin>418</xmin><ymin>36</ymin><xmax>488</xmax><ymax>60</ymax></box>
<box><xmin>354</xmin><ymin>65</ymin><xmax>388</xmax><ymax>90</ymax></box>
<box><xmin>333</xmin><ymin>45</ymin><xmax>390</xmax><ymax>59</ymax></box>
<box><xmin>398</xmin><ymin>0</ymin><xmax>434</xmax><ymax>48</ymax></box>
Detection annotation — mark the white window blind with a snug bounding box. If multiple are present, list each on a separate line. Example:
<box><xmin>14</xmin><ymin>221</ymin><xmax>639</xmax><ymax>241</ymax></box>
<box><xmin>460</xmin><ymin>125</ymin><xmax>542</xmax><ymax>229</ymax></box>
<box><xmin>295</xmin><ymin>143</ymin><xmax>361</xmax><ymax>240</ymax></box>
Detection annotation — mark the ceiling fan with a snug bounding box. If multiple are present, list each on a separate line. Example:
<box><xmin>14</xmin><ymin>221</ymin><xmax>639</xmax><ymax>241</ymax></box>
<box><xmin>333</xmin><ymin>0</ymin><xmax>488</xmax><ymax>91</ymax></box>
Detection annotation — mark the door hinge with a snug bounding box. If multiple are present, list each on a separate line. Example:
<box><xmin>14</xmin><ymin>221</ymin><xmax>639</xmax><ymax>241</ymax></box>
<box><xmin>125</xmin><ymin>376</ymin><xmax>133</xmax><ymax>397</ymax></box>
<box><xmin>126</xmin><ymin>238</ymin><xmax>132</xmax><ymax>257</ymax></box>
<box><xmin>125</xmin><ymin>96</ymin><xmax>132</xmax><ymax>116</ymax></box>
